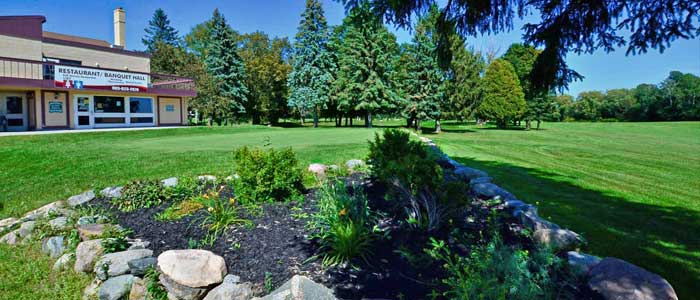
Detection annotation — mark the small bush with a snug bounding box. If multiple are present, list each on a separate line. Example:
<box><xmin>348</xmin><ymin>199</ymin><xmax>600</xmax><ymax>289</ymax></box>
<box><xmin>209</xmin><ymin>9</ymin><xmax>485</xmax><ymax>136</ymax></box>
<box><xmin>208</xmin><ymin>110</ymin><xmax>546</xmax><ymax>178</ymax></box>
<box><xmin>367</xmin><ymin>129</ymin><xmax>442</xmax><ymax>192</ymax></box>
<box><xmin>426</xmin><ymin>234</ymin><xmax>576</xmax><ymax>300</ymax></box>
<box><xmin>310</xmin><ymin>180</ymin><xmax>375</xmax><ymax>266</ymax></box>
<box><xmin>233</xmin><ymin>146</ymin><xmax>304</xmax><ymax>203</ymax></box>
<box><xmin>100</xmin><ymin>226</ymin><xmax>131</xmax><ymax>253</ymax></box>
<box><xmin>112</xmin><ymin>180</ymin><xmax>167</xmax><ymax>212</ymax></box>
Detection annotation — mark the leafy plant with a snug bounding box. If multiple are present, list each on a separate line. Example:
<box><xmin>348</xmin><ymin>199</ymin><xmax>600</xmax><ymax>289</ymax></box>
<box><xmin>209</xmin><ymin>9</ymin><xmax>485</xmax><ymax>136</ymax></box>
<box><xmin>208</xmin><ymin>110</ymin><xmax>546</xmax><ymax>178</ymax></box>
<box><xmin>425</xmin><ymin>234</ymin><xmax>577</xmax><ymax>300</ymax></box>
<box><xmin>112</xmin><ymin>180</ymin><xmax>167</xmax><ymax>212</ymax></box>
<box><xmin>367</xmin><ymin>129</ymin><xmax>442</xmax><ymax>193</ymax></box>
<box><xmin>233</xmin><ymin>146</ymin><xmax>304</xmax><ymax>203</ymax></box>
<box><xmin>155</xmin><ymin>199</ymin><xmax>204</xmax><ymax>222</ymax></box>
<box><xmin>265</xmin><ymin>271</ymin><xmax>274</xmax><ymax>293</ymax></box>
<box><xmin>100</xmin><ymin>226</ymin><xmax>131</xmax><ymax>254</ymax></box>
<box><xmin>145</xmin><ymin>267</ymin><xmax>168</xmax><ymax>300</ymax></box>
<box><xmin>195</xmin><ymin>186</ymin><xmax>252</xmax><ymax>241</ymax></box>
<box><xmin>309</xmin><ymin>179</ymin><xmax>375</xmax><ymax>266</ymax></box>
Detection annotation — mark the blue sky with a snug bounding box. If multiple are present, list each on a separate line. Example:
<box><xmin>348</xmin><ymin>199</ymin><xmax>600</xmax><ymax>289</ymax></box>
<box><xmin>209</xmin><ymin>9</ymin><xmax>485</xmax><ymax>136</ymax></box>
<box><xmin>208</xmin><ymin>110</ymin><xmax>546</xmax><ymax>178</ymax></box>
<box><xmin>5</xmin><ymin>0</ymin><xmax>699</xmax><ymax>96</ymax></box>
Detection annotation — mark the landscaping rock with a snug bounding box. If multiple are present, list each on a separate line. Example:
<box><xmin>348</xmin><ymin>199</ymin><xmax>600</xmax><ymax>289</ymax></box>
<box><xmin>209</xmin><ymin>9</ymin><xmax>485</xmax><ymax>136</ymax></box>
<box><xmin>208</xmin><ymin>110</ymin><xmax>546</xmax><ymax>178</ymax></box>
<box><xmin>198</xmin><ymin>175</ymin><xmax>217</xmax><ymax>182</ymax></box>
<box><xmin>94</xmin><ymin>249</ymin><xmax>153</xmax><ymax>280</ymax></box>
<box><xmin>77</xmin><ymin>215</ymin><xmax>108</xmax><ymax>225</ymax></box>
<box><xmin>503</xmin><ymin>199</ymin><xmax>526</xmax><ymax>210</ymax></box>
<box><xmin>0</xmin><ymin>230</ymin><xmax>20</xmax><ymax>245</ymax></box>
<box><xmin>471</xmin><ymin>182</ymin><xmax>517</xmax><ymax>201</ymax></box>
<box><xmin>49</xmin><ymin>216</ymin><xmax>69</xmax><ymax>230</ymax></box>
<box><xmin>129</xmin><ymin>277</ymin><xmax>147</xmax><ymax>300</ymax></box>
<box><xmin>159</xmin><ymin>273</ymin><xmax>209</xmax><ymax>300</ymax></box>
<box><xmin>23</xmin><ymin>201</ymin><xmax>66</xmax><ymax>221</ymax></box>
<box><xmin>68</xmin><ymin>190</ymin><xmax>96</xmax><ymax>207</ymax></box>
<box><xmin>532</xmin><ymin>228</ymin><xmax>583</xmax><ymax>251</ymax></box>
<box><xmin>0</xmin><ymin>217</ymin><xmax>19</xmax><ymax>230</ymax></box>
<box><xmin>515</xmin><ymin>207</ymin><xmax>560</xmax><ymax>231</ymax></box>
<box><xmin>127</xmin><ymin>238</ymin><xmax>151</xmax><ymax>250</ymax></box>
<box><xmin>567</xmin><ymin>251</ymin><xmax>601</xmax><ymax>276</ymax></box>
<box><xmin>100</xmin><ymin>186</ymin><xmax>123</xmax><ymax>199</ymax></box>
<box><xmin>588</xmin><ymin>258</ymin><xmax>678</xmax><ymax>300</ymax></box>
<box><xmin>162</xmin><ymin>177</ymin><xmax>179</xmax><ymax>187</ymax></box>
<box><xmin>345</xmin><ymin>159</ymin><xmax>365</xmax><ymax>170</ymax></box>
<box><xmin>75</xmin><ymin>239</ymin><xmax>105</xmax><ymax>273</ymax></box>
<box><xmin>128</xmin><ymin>256</ymin><xmax>156</xmax><ymax>276</ymax></box>
<box><xmin>469</xmin><ymin>176</ymin><xmax>493</xmax><ymax>185</ymax></box>
<box><xmin>307</xmin><ymin>163</ymin><xmax>327</xmax><ymax>177</ymax></box>
<box><xmin>53</xmin><ymin>253</ymin><xmax>73</xmax><ymax>271</ymax></box>
<box><xmin>454</xmin><ymin>166</ymin><xmax>489</xmax><ymax>181</ymax></box>
<box><xmin>41</xmin><ymin>236</ymin><xmax>65</xmax><ymax>257</ymax></box>
<box><xmin>157</xmin><ymin>249</ymin><xmax>227</xmax><ymax>287</ymax></box>
<box><xmin>84</xmin><ymin>278</ymin><xmax>102</xmax><ymax>300</ymax></box>
<box><xmin>98</xmin><ymin>274</ymin><xmax>135</xmax><ymax>300</ymax></box>
<box><xmin>15</xmin><ymin>220</ymin><xmax>37</xmax><ymax>239</ymax></box>
<box><xmin>78</xmin><ymin>223</ymin><xmax>106</xmax><ymax>240</ymax></box>
<box><xmin>259</xmin><ymin>275</ymin><xmax>336</xmax><ymax>300</ymax></box>
<box><xmin>203</xmin><ymin>275</ymin><xmax>253</xmax><ymax>300</ymax></box>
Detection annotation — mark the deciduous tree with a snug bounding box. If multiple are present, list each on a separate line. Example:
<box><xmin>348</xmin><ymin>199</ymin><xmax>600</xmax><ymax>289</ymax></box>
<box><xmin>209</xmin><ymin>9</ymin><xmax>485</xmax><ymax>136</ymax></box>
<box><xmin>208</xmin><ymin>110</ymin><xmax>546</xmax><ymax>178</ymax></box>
<box><xmin>477</xmin><ymin>59</ymin><xmax>525</xmax><ymax>128</ymax></box>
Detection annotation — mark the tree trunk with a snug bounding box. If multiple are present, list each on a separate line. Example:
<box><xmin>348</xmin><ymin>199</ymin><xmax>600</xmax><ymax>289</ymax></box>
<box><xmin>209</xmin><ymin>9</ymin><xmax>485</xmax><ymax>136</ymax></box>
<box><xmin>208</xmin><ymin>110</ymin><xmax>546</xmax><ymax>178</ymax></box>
<box><xmin>416</xmin><ymin>119</ymin><xmax>421</xmax><ymax>132</ymax></box>
<box><xmin>536</xmin><ymin>119</ymin><xmax>541</xmax><ymax>129</ymax></box>
<box><xmin>312</xmin><ymin>107</ymin><xmax>319</xmax><ymax>128</ymax></box>
<box><xmin>406</xmin><ymin>118</ymin><xmax>411</xmax><ymax>128</ymax></box>
<box><xmin>435</xmin><ymin>118</ymin><xmax>441</xmax><ymax>133</ymax></box>
<box><xmin>366</xmin><ymin>112</ymin><xmax>372</xmax><ymax>128</ymax></box>
<box><xmin>525</xmin><ymin>119</ymin><xmax>532</xmax><ymax>130</ymax></box>
<box><xmin>207</xmin><ymin>115</ymin><xmax>213</xmax><ymax>127</ymax></box>
<box><xmin>350</xmin><ymin>117</ymin><xmax>353</xmax><ymax>127</ymax></box>
<box><xmin>344</xmin><ymin>116</ymin><xmax>348</xmax><ymax>127</ymax></box>
<box><xmin>300</xmin><ymin>116</ymin><xmax>304</xmax><ymax>126</ymax></box>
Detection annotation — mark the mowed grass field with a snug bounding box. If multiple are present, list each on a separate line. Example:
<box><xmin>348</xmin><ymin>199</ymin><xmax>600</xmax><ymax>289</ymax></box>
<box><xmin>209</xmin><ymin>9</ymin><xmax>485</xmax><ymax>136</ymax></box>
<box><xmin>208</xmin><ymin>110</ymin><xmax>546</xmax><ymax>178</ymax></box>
<box><xmin>0</xmin><ymin>121</ymin><xmax>698</xmax><ymax>299</ymax></box>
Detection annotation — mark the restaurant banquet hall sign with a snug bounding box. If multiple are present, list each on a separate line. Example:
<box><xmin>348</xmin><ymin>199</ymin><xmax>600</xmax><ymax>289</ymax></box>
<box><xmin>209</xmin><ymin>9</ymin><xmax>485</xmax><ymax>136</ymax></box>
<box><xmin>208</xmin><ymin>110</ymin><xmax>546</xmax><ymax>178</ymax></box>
<box><xmin>54</xmin><ymin>65</ymin><xmax>149</xmax><ymax>92</ymax></box>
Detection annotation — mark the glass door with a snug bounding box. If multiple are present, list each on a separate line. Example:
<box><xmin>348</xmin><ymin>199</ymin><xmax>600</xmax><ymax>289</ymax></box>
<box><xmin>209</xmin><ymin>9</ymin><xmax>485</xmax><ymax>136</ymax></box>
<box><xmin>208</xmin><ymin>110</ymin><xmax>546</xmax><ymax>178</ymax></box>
<box><xmin>74</xmin><ymin>95</ymin><xmax>93</xmax><ymax>129</ymax></box>
<box><xmin>1</xmin><ymin>94</ymin><xmax>28</xmax><ymax>131</ymax></box>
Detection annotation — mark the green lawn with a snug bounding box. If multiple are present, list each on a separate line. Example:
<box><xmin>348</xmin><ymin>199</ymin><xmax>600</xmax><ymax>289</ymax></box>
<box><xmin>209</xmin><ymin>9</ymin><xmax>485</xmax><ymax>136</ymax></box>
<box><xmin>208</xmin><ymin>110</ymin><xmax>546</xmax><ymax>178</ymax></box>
<box><xmin>427</xmin><ymin>121</ymin><xmax>700</xmax><ymax>299</ymax></box>
<box><xmin>0</xmin><ymin>122</ymin><xmax>698</xmax><ymax>299</ymax></box>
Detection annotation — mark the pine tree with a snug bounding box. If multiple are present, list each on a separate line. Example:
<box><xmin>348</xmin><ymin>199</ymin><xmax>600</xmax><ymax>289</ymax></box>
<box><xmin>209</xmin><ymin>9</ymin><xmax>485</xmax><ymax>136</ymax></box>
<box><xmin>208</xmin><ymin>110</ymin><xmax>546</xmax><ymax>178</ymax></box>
<box><xmin>478</xmin><ymin>59</ymin><xmax>526</xmax><ymax>128</ymax></box>
<box><xmin>287</xmin><ymin>0</ymin><xmax>335</xmax><ymax>127</ymax></box>
<box><xmin>142</xmin><ymin>9</ymin><xmax>180</xmax><ymax>52</ymax></box>
<box><xmin>405</xmin><ymin>25</ymin><xmax>445</xmax><ymax>132</ymax></box>
<box><xmin>204</xmin><ymin>9</ymin><xmax>249</xmax><ymax>124</ymax></box>
<box><xmin>446</xmin><ymin>37</ymin><xmax>485</xmax><ymax>122</ymax></box>
<box><xmin>334</xmin><ymin>3</ymin><xmax>399</xmax><ymax>128</ymax></box>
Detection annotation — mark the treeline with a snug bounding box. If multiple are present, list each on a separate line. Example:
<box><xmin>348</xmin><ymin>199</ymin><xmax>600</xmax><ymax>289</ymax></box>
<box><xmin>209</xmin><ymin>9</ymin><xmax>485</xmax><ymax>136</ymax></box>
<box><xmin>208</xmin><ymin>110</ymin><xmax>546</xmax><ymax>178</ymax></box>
<box><xmin>556</xmin><ymin>72</ymin><xmax>700</xmax><ymax>122</ymax></box>
<box><xmin>143</xmin><ymin>1</ymin><xmax>699</xmax><ymax>129</ymax></box>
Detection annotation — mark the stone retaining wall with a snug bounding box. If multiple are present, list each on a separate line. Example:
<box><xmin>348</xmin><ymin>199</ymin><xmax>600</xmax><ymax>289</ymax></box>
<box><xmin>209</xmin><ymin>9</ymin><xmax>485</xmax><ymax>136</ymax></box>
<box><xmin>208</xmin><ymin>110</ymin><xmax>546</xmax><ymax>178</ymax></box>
<box><xmin>419</xmin><ymin>135</ymin><xmax>679</xmax><ymax>300</ymax></box>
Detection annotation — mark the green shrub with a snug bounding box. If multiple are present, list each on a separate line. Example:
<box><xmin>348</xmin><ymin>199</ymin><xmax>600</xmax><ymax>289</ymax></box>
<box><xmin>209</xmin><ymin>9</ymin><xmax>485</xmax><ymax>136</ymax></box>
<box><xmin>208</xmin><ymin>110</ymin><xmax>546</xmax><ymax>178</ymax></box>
<box><xmin>310</xmin><ymin>180</ymin><xmax>375</xmax><ymax>266</ymax></box>
<box><xmin>233</xmin><ymin>146</ymin><xmax>304</xmax><ymax>203</ymax></box>
<box><xmin>367</xmin><ymin>129</ymin><xmax>442</xmax><ymax>192</ymax></box>
<box><xmin>100</xmin><ymin>226</ymin><xmax>131</xmax><ymax>254</ymax></box>
<box><xmin>112</xmin><ymin>180</ymin><xmax>167</xmax><ymax>212</ymax></box>
<box><xmin>426</xmin><ymin>234</ymin><xmax>576</xmax><ymax>300</ymax></box>
<box><xmin>195</xmin><ymin>186</ymin><xmax>251</xmax><ymax>236</ymax></box>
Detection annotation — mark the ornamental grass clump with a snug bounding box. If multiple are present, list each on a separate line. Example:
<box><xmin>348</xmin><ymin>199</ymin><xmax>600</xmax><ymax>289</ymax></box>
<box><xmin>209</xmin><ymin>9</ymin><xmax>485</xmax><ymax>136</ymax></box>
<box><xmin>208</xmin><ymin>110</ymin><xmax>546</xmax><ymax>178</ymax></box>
<box><xmin>195</xmin><ymin>186</ymin><xmax>251</xmax><ymax>236</ymax></box>
<box><xmin>233</xmin><ymin>146</ymin><xmax>304</xmax><ymax>204</ymax></box>
<box><xmin>310</xmin><ymin>179</ymin><xmax>376</xmax><ymax>266</ymax></box>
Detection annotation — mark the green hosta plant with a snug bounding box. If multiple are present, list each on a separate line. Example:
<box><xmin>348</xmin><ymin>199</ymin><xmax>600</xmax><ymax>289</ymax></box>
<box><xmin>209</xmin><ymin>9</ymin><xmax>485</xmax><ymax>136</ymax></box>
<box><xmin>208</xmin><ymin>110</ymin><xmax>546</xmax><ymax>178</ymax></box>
<box><xmin>112</xmin><ymin>180</ymin><xmax>167</xmax><ymax>212</ymax></box>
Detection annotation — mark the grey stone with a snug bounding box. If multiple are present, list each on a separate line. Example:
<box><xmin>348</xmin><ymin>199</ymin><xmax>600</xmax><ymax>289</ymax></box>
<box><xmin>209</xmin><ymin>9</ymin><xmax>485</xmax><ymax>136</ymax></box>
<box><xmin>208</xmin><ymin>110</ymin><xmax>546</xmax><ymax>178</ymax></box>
<box><xmin>445</xmin><ymin>158</ymin><xmax>463</xmax><ymax>169</ymax></box>
<box><xmin>127</xmin><ymin>238</ymin><xmax>151</xmax><ymax>250</ymax></box>
<box><xmin>22</xmin><ymin>201</ymin><xmax>66</xmax><ymax>221</ymax></box>
<box><xmin>17</xmin><ymin>221</ymin><xmax>36</xmax><ymax>238</ymax></box>
<box><xmin>469</xmin><ymin>176</ymin><xmax>493</xmax><ymax>185</ymax></box>
<box><xmin>84</xmin><ymin>278</ymin><xmax>102</xmax><ymax>300</ymax></box>
<box><xmin>203</xmin><ymin>275</ymin><xmax>253</xmax><ymax>300</ymax></box>
<box><xmin>0</xmin><ymin>217</ymin><xmax>19</xmax><ymax>231</ymax></box>
<box><xmin>77</xmin><ymin>223</ymin><xmax>106</xmax><ymax>240</ymax></box>
<box><xmin>49</xmin><ymin>216</ymin><xmax>69</xmax><ymax>230</ymax></box>
<box><xmin>345</xmin><ymin>159</ymin><xmax>365</xmax><ymax>170</ymax></box>
<box><xmin>198</xmin><ymin>175</ymin><xmax>217</xmax><ymax>182</ymax></box>
<box><xmin>307</xmin><ymin>164</ymin><xmax>327</xmax><ymax>177</ymax></box>
<box><xmin>567</xmin><ymin>251</ymin><xmax>601</xmax><ymax>276</ymax></box>
<box><xmin>515</xmin><ymin>207</ymin><xmax>560</xmax><ymax>231</ymax></box>
<box><xmin>98</xmin><ymin>274</ymin><xmax>135</xmax><ymax>300</ymax></box>
<box><xmin>94</xmin><ymin>249</ymin><xmax>153</xmax><ymax>280</ymax></box>
<box><xmin>532</xmin><ymin>228</ymin><xmax>583</xmax><ymax>251</ymax></box>
<box><xmin>0</xmin><ymin>230</ymin><xmax>20</xmax><ymax>245</ymax></box>
<box><xmin>157</xmin><ymin>249</ymin><xmax>227</xmax><ymax>288</ymax></box>
<box><xmin>588</xmin><ymin>258</ymin><xmax>678</xmax><ymax>300</ymax></box>
<box><xmin>162</xmin><ymin>177</ymin><xmax>179</xmax><ymax>187</ymax></box>
<box><xmin>41</xmin><ymin>236</ymin><xmax>65</xmax><ymax>258</ymax></box>
<box><xmin>471</xmin><ymin>182</ymin><xmax>516</xmax><ymax>201</ymax></box>
<box><xmin>128</xmin><ymin>257</ymin><xmax>156</xmax><ymax>276</ymax></box>
<box><xmin>261</xmin><ymin>275</ymin><xmax>336</xmax><ymax>300</ymax></box>
<box><xmin>77</xmin><ymin>215</ymin><xmax>108</xmax><ymax>225</ymax></box>
<box><xmin>53</xmin><ymin>253</ymin><xmax>74</xmax><ymax>271</ymax></box>
<box><xmin>454</xmin><ymin>166</ymin><xmax>489</xmax><ymax>181</ymax></box>
<box><xmin>503</xmin><ymin>199</ymin><xmax>526</xmax><ymax>210</ymax></box>
<box><xmin>129</xmin><ymin>277</ymin><xmax>147</xmax><ymax>300</ymax></box>
<box><xmin>100</xmin><ymin>186</ymin><xmax>123</xmax><ymax>199</ymax></box>
<box><xmin>75</xmin><ymin>239</ymin><xmax>105</xmax><ymax>273</ymax></box>
<box><xmin>160</xmin><ymin>273</ymin><xmax>208</xmax><ymax>300</ymax></box>
<box><xmin>68</xmin><ymin>190</ymin><xmax>96</xmax><ymax>207</ymax></box>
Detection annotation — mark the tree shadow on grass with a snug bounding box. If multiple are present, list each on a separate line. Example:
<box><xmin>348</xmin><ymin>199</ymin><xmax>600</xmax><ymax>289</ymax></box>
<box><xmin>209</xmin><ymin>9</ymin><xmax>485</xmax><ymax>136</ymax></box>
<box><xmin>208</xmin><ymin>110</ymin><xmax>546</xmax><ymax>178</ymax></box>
<box><xmin>450</xmin><ymin>156</ymin><xmax>700</xmax><ymax>300</ymax></box>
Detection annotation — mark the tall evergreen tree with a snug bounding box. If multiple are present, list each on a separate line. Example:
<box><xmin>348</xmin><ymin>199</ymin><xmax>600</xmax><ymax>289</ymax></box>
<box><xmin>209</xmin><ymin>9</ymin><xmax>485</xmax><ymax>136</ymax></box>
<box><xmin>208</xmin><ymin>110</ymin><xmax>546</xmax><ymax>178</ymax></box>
<box><xmin>334</xmin><ymin>3</ymin><xmax>399</xmax><ymax>128</ymax></box>
<box><xmin>287</xmin><ymin>0</ymin><xmax>335</xmax><ymax>127</ymax></box>
<box><xmin>142</xmin><ymin>9</ymin><xmax>180</xmax><ymax>52</ymax></box>
<box><xmin>446</xmin><ymin>37</ymin><xmax>485</xmax><ymax>121</ymax></box>
<box><xmin>204</xmin><ymin>9</ymin><xmax>249</xmax><ymax>123</ymax></box>
<box><xmin>477</xmin><ymin>59</ymin><xmax>525</xmax><ymax>128</ymax></box>
<box><xmin>405</xmin><ymin>21</ymin><xmax>445</xmax><ymax>132</ymax></box>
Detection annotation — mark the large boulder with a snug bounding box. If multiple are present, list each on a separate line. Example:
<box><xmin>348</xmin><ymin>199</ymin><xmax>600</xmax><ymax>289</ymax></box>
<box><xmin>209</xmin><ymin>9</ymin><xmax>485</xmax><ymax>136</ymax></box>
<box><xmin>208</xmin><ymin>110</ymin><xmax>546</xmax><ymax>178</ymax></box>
<box><xmin>98</xmin><ymin>274</ymin><xmax>135</xmax><ymax>300</ymax></box>
<box><xmin>258</xmin><ymin>275</ymin><xmax>336</xmax><ymax>300</ymax></box>
<box><xmin>23</xmin><ymin>201</ymin><xmax>66</xmax><ymax>221</ymax></box>
<box><xmin>75</xmin><ymin>239</ymin><xmax>105</xmax><ymax>273</ymax></box>
<box><xmin>100</xmin><ymin>187</ymin><xmax>123</xmax><ymax>199</ymax></box>
<box><xmin>49</xmin><ymin>216</ymin><xmax>69</xmax><ymax>231</ymax></box>
<box><xmin>203</xmin><ymin>275</ymin><xmax>253</xmax><ymax>300</ymax></box>
<box><xmin>77</xmin><ymin>223</ymin><xmax>106</xmax><ymax>240</ymax></box>
<box><xmin>17</xmin><ymin>220</ymin><xmax>36</xmax><ymax>237</ymax></box>
<box><xmin>128</xmin><ymin>257</ymin><xmax>156</xmax><ymax>276</ymax></box>
<box><xmin>94</xmin><ymin>249</ymin><xmax>153</xmax><ymax>280</ymax></box>
<box><xmin>41</xmin><ymin>236</ymin><xmax>65</xmax><ymax>258</ymax></box>
<box><xmin>588</xmin><ymin>258</ymin><xmax>678</xmax><ymax>300</ymax></box>
<box><xmin>567</xmin><ymin>251</ymin><xmax>601</xmax><ymax>276</ymax></box>
<box><xmin>532</xmin><ymin>228</ymin><xmax>583</xmax><ymax>251</ymax></box>
<box><xmin>157</xmin><ymin>249</ymin><xmax>227</xmax><ymax>288</ymax></box>
<box><xmin>159</xmin><ymin>274</ymin><xmax>209</xmax><ymax>300</ymax></box>
<box><xmin>515</xmin><ymin>206</ymin><xmax>560</xmax><ymax>231</ymax></box>
<box><xmin>68</xmin><ymin>190</ymin><xmax>95</xmax><ymax>207</ymax></box>
<box><xmin>307</xmin><ymin>164</ymin><xmax>327</xmax><ymax>178</ymax></box>
<box><xmin>471</xmin><ymin>182</ymin><xmax>517</xmax><ymax>201</ymax></box>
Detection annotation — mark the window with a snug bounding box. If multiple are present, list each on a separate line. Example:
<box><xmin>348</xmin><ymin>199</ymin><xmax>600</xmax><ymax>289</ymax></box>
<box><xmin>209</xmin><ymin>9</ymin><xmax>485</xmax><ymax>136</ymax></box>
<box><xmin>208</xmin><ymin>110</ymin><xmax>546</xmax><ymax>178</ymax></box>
<box><xmin>95</xmin><ymin>117</ymin><xmax>125</xmax><ymax>124</ymax></box>
<box><xmin>94</xmin><ymin>96</ymin><xmax>125</xmax><ymax>113</ymax></box>
<box><xmin>129</xmin><ymin>97</ymin><xmax>153</xmax><ymax>113</ymax></box>
<box><xmin>7</xmin><ymin>119</ymin><xmax>23</xmax><ymax>126</ymax></box>
<box><xmin>78</xmin><ymin>116</ymin><xmax>90</xmax><ymax>126</ymax></box>
<box><xmin>6</xmin><ymin>97</ymin><xmax>22</xmax><ymax>114</ymax></box>
<box><xmin>130</xmin><ymin>117</ymin><xmax>153</xmax><ymax>124</ymax></box>
<box><xmin>77</xmin><ymin>97</ymin><xmax>90</xmax><ymax>112</ymax></box>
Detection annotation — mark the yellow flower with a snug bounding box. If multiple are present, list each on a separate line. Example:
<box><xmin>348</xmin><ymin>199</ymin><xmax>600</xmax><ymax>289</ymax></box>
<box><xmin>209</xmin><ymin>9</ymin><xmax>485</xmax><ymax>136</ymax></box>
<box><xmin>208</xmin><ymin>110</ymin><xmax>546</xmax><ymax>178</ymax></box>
<box><xmin>229</xmin><ymin>198</ymin><xmax>236</xmax><ymax>205</ymax></box>
<box><xmin>202</xmin><ymin>194</ymin><xmax>209</xmax><ymax>199</ymax></box>
<box><xmin>339</xmin><ymin>208</ymin><xmax>347</xmax><ymax>217</ymax></box>
<box><xmin>207</xmin><ymin>207</ymin><xmax>214</xmax><ymax>213</ymax></box>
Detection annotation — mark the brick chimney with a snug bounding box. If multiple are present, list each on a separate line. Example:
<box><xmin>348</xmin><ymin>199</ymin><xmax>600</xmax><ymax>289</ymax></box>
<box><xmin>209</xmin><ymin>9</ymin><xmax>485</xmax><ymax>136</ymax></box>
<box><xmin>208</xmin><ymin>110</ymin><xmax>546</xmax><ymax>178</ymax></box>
<box><xmin>113</xmin><ymin>7</ymin><xmax>125</xmax><ymax>48</ymax></box>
